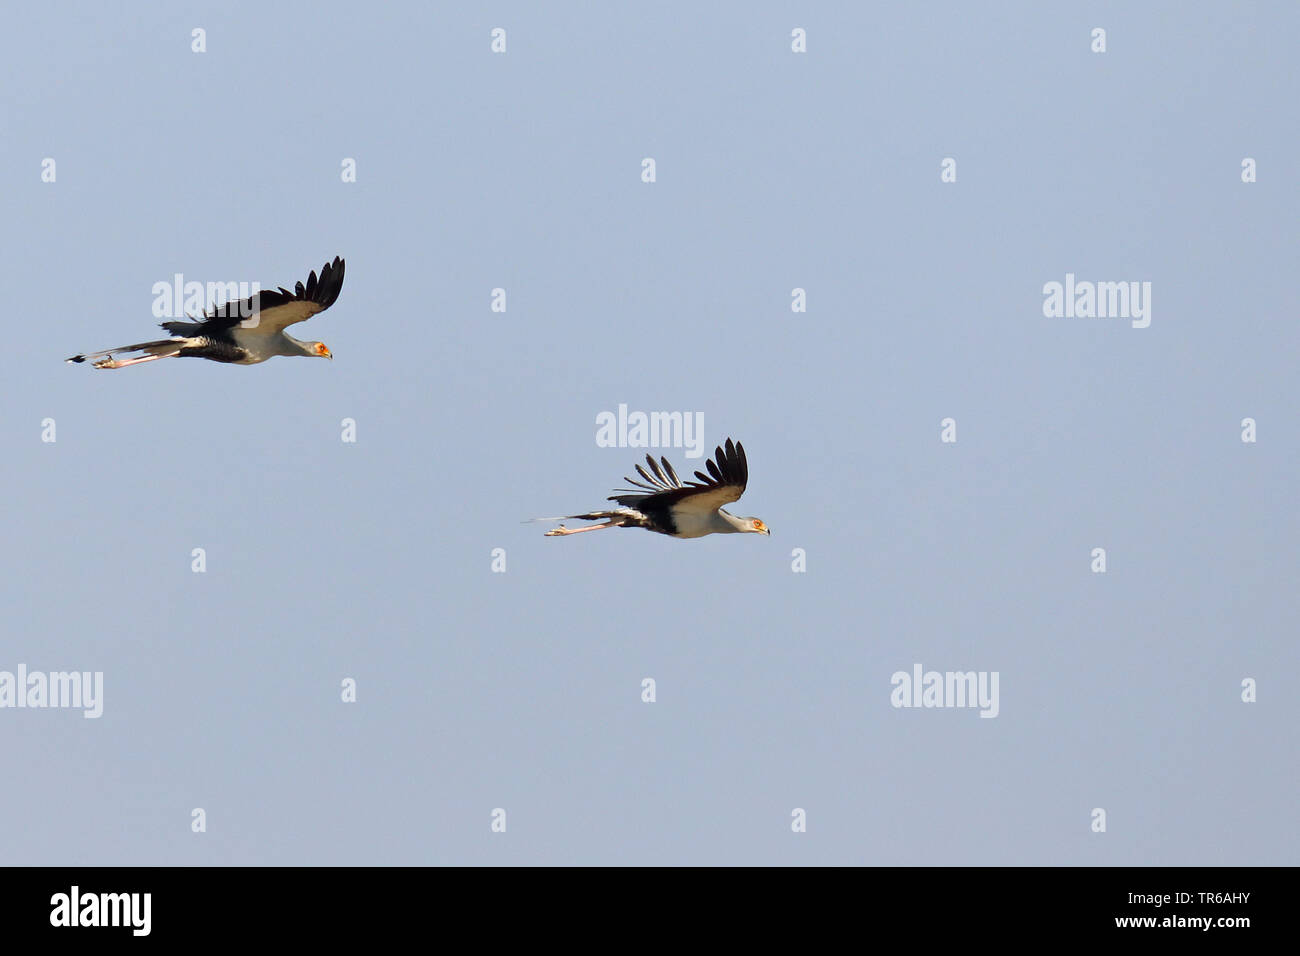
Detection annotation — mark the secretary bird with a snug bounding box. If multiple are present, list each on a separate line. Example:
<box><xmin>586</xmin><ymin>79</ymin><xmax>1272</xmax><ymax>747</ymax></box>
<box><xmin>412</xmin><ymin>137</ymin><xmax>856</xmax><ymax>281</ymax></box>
<box><xmin>67</xmin><ymin>257</ymin><xmax>344</xmax><ymax>369</ymax></box>
<box><xmin>542</xmin><ymin>438</ymin><xmax>770</xmax><ymax>539</ymax></box>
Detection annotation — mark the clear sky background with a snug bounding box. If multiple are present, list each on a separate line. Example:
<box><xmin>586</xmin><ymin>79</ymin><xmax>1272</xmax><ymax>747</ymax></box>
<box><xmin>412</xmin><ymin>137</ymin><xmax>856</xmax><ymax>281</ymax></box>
<box><xmin>2</xmin><ymin>2</ymin><xmax>1296</xmax><ymax>865</ymax></box>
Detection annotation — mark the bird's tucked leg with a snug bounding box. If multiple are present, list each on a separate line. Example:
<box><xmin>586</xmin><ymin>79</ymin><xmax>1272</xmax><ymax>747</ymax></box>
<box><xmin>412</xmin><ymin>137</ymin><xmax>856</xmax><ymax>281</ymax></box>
<box><xmin>93</xmin><ymin>353</ymin><xmax>170</xmax><ymax>370</ymax></box>
<box><xmin>544</xmin><ymin>520</ymin><xmax>621</xmax><ymax>537</ymax></box>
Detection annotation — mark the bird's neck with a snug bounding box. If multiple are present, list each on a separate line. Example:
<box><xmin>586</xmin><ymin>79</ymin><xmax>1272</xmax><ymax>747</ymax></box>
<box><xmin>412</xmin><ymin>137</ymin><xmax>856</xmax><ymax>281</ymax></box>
<box><xmin>280</xmin><ymin>333</ymin><xmax>314</xmax><ymax>356</ymax></box>
<box><xmin>714</xmin><ymin>510</ymin><xmax>748</xmax><ymax>533</ymax></box>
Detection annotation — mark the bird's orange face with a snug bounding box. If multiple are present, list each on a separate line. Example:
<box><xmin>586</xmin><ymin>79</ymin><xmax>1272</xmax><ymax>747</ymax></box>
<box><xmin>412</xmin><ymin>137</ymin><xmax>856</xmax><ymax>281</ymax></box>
<box><xmin>314</xmin><ymin>342</ymin><xmax>333</xmax><ymax>360</ymax></box>
<box><xmin>751</xmin><ymin>518</ymin><xmax>770</xmax><ymax>535</ymax></box>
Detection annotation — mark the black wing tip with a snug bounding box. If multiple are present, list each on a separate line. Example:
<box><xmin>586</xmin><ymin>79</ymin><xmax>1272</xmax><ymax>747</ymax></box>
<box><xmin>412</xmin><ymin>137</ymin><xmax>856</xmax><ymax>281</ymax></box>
<box><xmin>701</xmin><ymin>436</ymin><xmax>747</xmax><ymax>487</ymax></box>
<box><xmin>730</xmin><ymin>438</ymin><xmax>748</xmax><ymax>485</ymax></box>
<box><xmin>268</xmin><ymin>256</ymin><xmax>346</xmax><ymax>310</ymax></box>
<box><xmin>66</xmin><ymin>354</ymin><xmax>86</xmax><ymax>363</ymax></box>
<box><xmin>312</xmin><ymin>255</ymin><xmax>345</xmax><ymax>309</ymax></box>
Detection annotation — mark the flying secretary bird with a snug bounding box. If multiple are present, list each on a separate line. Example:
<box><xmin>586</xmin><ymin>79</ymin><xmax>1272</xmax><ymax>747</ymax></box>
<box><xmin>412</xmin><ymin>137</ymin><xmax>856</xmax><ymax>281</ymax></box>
<box><xmin>67</xmin><ymin>257</ymin><xmax>345</xmax><ymax>369</ymax></box>
<box><xmin>543</xmin><ymin>438</ymin><xmax>770</xmax><ymax>539</ymax></box>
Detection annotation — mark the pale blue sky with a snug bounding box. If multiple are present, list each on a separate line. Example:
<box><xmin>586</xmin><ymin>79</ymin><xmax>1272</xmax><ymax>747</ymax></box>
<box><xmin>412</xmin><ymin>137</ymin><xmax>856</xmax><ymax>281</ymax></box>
<box><xmin>1</xmin><ymin>2</ymin><xmax>1296</xmax><ymax>864</ymax></box>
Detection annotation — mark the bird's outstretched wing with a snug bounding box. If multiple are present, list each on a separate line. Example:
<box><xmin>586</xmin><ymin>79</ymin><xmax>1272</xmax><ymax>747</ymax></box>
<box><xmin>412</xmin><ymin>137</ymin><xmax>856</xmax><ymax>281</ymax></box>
<box><xmin>160</xmin><ymin>257</ymin><xmax>345</xmax><ymax>337</ymax></box>
<box><xmin>609</xmin><ymin>439</ymin><xmax>748</xmax><ymax>515</ymax></box>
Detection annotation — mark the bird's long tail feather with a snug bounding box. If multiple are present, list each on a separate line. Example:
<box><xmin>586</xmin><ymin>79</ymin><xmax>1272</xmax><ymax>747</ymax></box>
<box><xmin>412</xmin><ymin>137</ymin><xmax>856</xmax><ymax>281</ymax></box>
<box><xmin>527</xmin><ymin>509</ymin><xmax>640</xmax><ymax>523</ymax></box>
<box><xmin>66</xmin><ymin>338</ymin><xmax>187</xmax><ymax>369</ymax></box>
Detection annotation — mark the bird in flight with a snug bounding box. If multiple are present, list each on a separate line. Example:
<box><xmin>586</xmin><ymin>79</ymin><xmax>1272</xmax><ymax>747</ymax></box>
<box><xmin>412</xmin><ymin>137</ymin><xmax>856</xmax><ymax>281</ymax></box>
<box><xmin>67</xmin><ymin>257</ymin><xmax>345</xmax><ymax>369</ymax></box>
<box><xmin>543</xmin><ymin>438</ymin><xmax>771</xmax><ymax>539</ymax></box>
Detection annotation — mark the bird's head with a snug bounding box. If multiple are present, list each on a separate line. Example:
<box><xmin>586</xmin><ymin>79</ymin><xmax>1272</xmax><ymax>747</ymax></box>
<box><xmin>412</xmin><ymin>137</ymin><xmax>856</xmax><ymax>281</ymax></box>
<box><xmin>745</xmin><ymin>517</ymin><xmax>771</xmax><ymax>536</ymax></box>
<box><xmin>311</xmin><ymin>342</ymin><xmax>333</xmax><ymax>360</ymax></box>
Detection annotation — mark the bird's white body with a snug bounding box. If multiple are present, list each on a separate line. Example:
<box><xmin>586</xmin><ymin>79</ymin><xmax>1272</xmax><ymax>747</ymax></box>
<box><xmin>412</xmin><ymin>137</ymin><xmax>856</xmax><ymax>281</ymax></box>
<box><xmin>593</xmin><ymin>505</ymin><xmax>733</xmax><ymax>538</ymax></box>
<box><xmin>230</xmin><ymin>326</ymin><xmax>320</xmax><ymax>364</ymax></box>
<box><xmin>660</xmin><ymin>506</ymin><xmax>748</xmax><ymax>538</ymax></box>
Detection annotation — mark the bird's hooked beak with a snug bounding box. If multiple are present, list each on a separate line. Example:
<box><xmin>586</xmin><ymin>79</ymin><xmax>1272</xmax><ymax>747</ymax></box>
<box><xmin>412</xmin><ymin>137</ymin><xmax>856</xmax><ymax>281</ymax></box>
<box><xmin>754</xmin><ymin>520</ymin><xmax>771</xmax><ymax>536</ymax></box>
<box><xmin>316</xmin><ymin>343</ymin><xmax>333</xmax><ymax>360</ymax></box>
